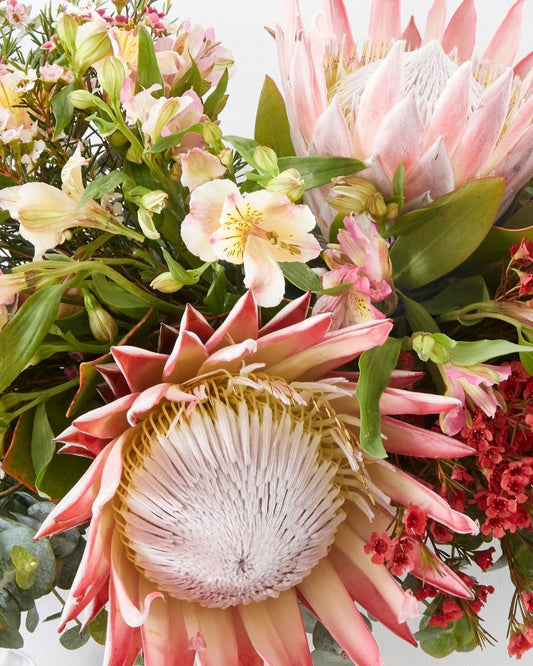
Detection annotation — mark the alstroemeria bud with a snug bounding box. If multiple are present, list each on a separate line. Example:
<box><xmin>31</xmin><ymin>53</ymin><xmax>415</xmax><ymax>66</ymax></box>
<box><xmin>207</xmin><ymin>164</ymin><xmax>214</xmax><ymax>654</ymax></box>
<box><xmin>98</xmin><ymin>56</ymin><xmax>126</xmax><ymax>99</ymax></box>
<box><xmin>84</xmin><ymin>291</ymin><xmax>117</xmax><ymax>342</ymax></box>
<box><xmin>68</xmin><ymin>90</ymin><xmax>99</xmax><ymax>110</ymax></box>
<box><xmin>150</xmin><ymin>272</ymin><xmax>183</xmax><ymax>294</ymax></box>
<box><xmin>266</xmin><ymin>168</ymin><xmax>305</xmax><ymax>202</ymax></box>
<box><xmin>72</xmin><ymin>25</ymin><xmax>112</xmax><ymax>75</ymax></box>
<box><xmin>367</xmin><ymin>192</ymin><xmax>388</xmax><ymax>219</ymax></box>
<box><xmin>139</xmin><ymin>190</ymin><xmax>168</xmax><ymax>214</ymax></box>
<box><xmin>328</xmin><ymin>176</ymin><xmax>379</xmax><ymax>216</ymax></box>
<box><xmin>56</xmin><ymin>15</ymin><xmax>77</xmax><ymax>53</ymax></box>
<box><xmin>218</xmin><ymin>148</ymin><xmax>233</xmax><ymax>168</ymax></box>
<box><xmin>253</xmin><ymin>146</ymin><xmax>279</xmax><ymax>177</ymax></box>
<box><xmin>202</xmin><ymin>121</ymin><xmax>223</xmax><ymax>148</ymax></box>
<box><xmin>412</xmin><ymin>333</ymin><xmax>454</xmax><ymax>364</ymax></box>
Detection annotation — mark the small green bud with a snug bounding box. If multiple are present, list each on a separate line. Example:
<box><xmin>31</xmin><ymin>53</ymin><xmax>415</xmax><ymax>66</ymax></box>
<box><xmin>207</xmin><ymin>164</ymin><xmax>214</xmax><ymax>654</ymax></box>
<box><xmin>98</xmin><ymin>56</ymin><xmax>126</xmax><ymax>99</ymax></box>
<box><xmin>253</xmin><ymin>146</ymin><xmax>279</xmax><ymax>177</ymax></box>
<box><xmin>150</xmin><ymin>272</ymin><xmax>184</xmax><ymax>293</ymax></box>
<box><xmin>266</xmin><ymin>168</ymin><xmax>305</xmax><ymax>201</ymax></box>
<box><xmin>72</xmin><ymin>27</ymin><xmax>112</xmax><ymax>75</ymax></box>
<box><xmin>68</xmin><ymin>89</ymin><xmax>99</xmax><ymax>110</ymax></box>
<box><xmin>56</xmin><ymin>15</ymin><xmax>78</xmax><ymax>53</ymax></box>
<box><xmin>84</xmin><ymin>291</ymin><xmax>118</xmax><ymax>343</ymax></box>
<box><xmin>202</xmin><ymin>121</ymin><xmax>223</xmax><ymax>147</ymax></box>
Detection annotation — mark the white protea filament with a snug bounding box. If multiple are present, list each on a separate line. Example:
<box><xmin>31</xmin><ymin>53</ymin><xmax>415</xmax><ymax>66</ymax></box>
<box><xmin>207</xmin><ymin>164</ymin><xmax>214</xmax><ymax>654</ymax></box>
<box><xmin>114</xmin><ymin>378</ymin><xmax>357</xmax><ymax>608</ymax></box>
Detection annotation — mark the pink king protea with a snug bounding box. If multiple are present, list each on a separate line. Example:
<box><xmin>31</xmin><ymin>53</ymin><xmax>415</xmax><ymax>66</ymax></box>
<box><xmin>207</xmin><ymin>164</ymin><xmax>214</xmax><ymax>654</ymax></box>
<box><xmin>37</xmin><ymin>293</ymin><xmax>478</xmax><ymax>665</ymax></box>
<box><xmin>277</xmin><ymin>0</ymin><xmax>533</xmax><ymax>232</ymax></box>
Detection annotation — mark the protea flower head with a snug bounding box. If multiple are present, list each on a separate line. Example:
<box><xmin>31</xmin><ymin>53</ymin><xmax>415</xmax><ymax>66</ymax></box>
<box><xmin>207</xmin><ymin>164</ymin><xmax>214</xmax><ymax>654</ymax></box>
<box><xmin>37</xmin><ymin>293</ymin><xmax>478</xmax><ymax>665</ymax></box>
<box><xmin>277</xmin><ymin>0</ymin><xmax>533</xmax><ymax>232</ymax></box>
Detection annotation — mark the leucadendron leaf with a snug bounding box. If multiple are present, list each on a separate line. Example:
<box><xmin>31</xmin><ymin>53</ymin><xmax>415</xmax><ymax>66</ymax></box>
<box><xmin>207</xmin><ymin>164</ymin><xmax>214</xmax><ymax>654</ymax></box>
<box><xmin>254</xmin><ymin>75</ymin><xmax>295</xmax><ymax>158</ymax></box>
<box><xmin>390</xmin><ymin>178</ymin><xmax>505</xmax><ymax>289</ymax></box>
<box><xmin>356</xmin><ymin>336</ymin><xmax>403</xmax><ymax>458</ymax></box>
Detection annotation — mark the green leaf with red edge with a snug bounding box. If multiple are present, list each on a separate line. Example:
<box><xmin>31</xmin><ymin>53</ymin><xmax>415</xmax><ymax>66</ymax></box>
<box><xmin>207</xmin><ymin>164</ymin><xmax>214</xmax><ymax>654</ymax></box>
<box><xmin>2</xmin><ymin>409</ymin><xmax>37</xmax><ymax>491</ymax></box>
<box><xmin>390</xmin><ymin>178</ymin><xmax>505</xmax><ymax>289</ymax></box>
<box><xmin>254</xmin><ymin>75</ymin><xmax>295</xmax><ymax>158</ymax></box>
<box><xmin>36</xmin><ymin>452</ymin><xmax>91</xmax><ymax>502</ymax></box>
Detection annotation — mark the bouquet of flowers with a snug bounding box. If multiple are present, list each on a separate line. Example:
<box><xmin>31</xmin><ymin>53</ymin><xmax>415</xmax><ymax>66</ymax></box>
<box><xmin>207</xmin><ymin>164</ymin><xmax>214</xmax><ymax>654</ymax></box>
<box><xmin>0</xmin><ymin>0</ymin><xmax>531</xmax><ymax>664</ymax></box>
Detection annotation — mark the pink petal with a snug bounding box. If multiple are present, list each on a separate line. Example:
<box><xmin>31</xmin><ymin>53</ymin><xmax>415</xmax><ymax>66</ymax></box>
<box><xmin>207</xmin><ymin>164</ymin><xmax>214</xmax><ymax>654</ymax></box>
<box><xmin>423</xmin><ymin>0</ymin><xmax>447</xmax><ymax>43</ymax></box>
<box><xmin>402</xmin><ymin>16</ymin><xmax>422</xmax><ymax>50</ymax></box>
<box><xmin>410</xmin><ymin>549</ymin><xmax>474</xmax><ymax>599</ymax></box>
<box><xmin>110</xmin><ymin>530</ymin><xmax>163</xmax><ymax>627</ymax></box>
<box><xmin>332</xmin><ymin>523</ymin><xmax>419</xmax><ymax>632</ymax></box>
<box><xmin>73</xmin><ymin>393</ymin><xmax>137</xmax><ymax>439</ymax></box>
<box><xmin>196</xmin><ymin>339</ymin><xmax>258</xmax><ymax>375</ymax></box>
<box><xmin>355</xmin><ymin>41</ymin><xmax>404</xmax><ymax>156</ymax></box>
<box><xmin>404</xmin><ymin>137</ymin><xmax>455</xmax><ymax>202</ymax></box>
<box><xmin>482</xmin><ymin>0</ymin><xmax>527</xmax><ymax>69</ymax></box>
<box><xmin>424</xmin><ymin>61</ymin><xmax>473</xmax><ymax>155</ymax></box>
<box><xmin>56</xmin><ymin>424</ymin><xmax>109</xmax><ymax>458</ymax></box>
<box><xmin>80</xmin><ymin>577</ymin><xmax>109</xmax><ymax>631</ymax></box>
<box><xmin>297</xmin><ymin>558</ymin><xmax>384</xmax><ymax>666</ymax></box>
<box><xmin>238</xmin><ymin>602</ymin><xmax>293</xmax><ymax>665</ymax></box>
<box><xmin>366</xmin><ymin>460</ymin><xmax>479</xmax><ymax>535</ymax></box>
<box><xmin>452</xmin><ymin>69</ymin><xmax>513</xmax><ymax>183</ymax></box>
<box><xmin>180</xmin><ymin>304</ymin><xmax>215</xmax><ymax>343</ymax></box>
<box><xmin>494</xmin><ymin>125</ymin><xmax>533</xmax><ymax>212</ymax></box>
<box><xmin>381</xmin><ymin>416</ymin><xmax>475</xmax><ymax>458</ymax></box>
<box><xmin>127</xmin><ymin>384</ymin><xmax>197</xmax><ymax>425</ymax></box>
<box><xmin>205</xmin><ymin>291</ymin><xmax>259</xmax><ymax>352</ymax></box>
<box><xmin>514</xmin><ymin>51</ymin><xmax>533</xmax><ymax>79</ymax></box>
<box><xmin>162</xmin><ymin>330</ymin><xmax>208</xmax><ymax>383</ymax></box>
<box><xmin>373</xmin><ymin>91</ymin><xmax>425</xmax><ymax>182</ymax></box>
<box><xmin>309</xmin><ymin>96</ymin><xmax>353</xmax><ymax>157</ymax></box>
<box><xmin>259</xmin><ymin>291</ymin><xmax>311</xmax><ymax>335</ymax></box>
<box><xmin>254</xmin><ymin>313</ymin><xmax>332</xmax><ymax>368</ymax></box>
<box><xmin>233</xmin><ymin>611</ymin><xmax>264</xmax><ymax>666</ymax></box>
<box><xmin>185</xmin><ymin>605</ymin><xmax>239</xmax><ymax>666</ymax></box>
<box><xmin>263</xmin><ymin>590</ymin><xmax>313</xmax><ymax>665</ymax></box>
<box><xmin>103</xmin><ymin>573</ymin><xmax>142</xmax><ymax>666</ymax></box>
<box><xmin>322</xmin><ymin>0</ymin><xmax>356</xmax><ymax>56</ymax></box>
<box><xmin>379</xmin><ymin>387</ymin><xmax>463</xmax><ymax>415</ymax></box>
<box><xmin>486</xmin><ymin>94</ymin><xmax>533</xmax><ymax>171</ymax></box>
<box><xmin>267</xmin><ymin>318</ymin><xmax>392</xmax><ymax>381</ymax></box>
<box><xmin>96</xmin><ymin>363</ymin><xmax>130</xmax><ymax>399</ymax></box>
<box><xmin>442</xmin><ymin>0</ymin><xmax>476</xmax><ymax>61</ymax></box>
<box><xmin>111</xmin><ymin>346</ymin><xmax>168</xmax><ymax>393</ymax></box>
<box><xmin>368</xmin><ymin>0</ymin><xmax>400</xmax><ymax>42</ymax></box>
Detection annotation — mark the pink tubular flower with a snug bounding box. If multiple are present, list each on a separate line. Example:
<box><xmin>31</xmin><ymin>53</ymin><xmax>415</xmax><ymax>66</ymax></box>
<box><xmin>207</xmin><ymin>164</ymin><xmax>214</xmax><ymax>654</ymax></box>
<box><xmin>36</xmin><ymin>292</ymin><xmax>478</xmax><ymax>666</ymax></box>
<box><xmin>181</xmin><ymin>180</ymin><xmax>322</xmax><ymax>307</ymax></box>
<box><xmin>277</xmin><ymin>0</ymin><xmax>533</xmax><ymax>232</ymax></box>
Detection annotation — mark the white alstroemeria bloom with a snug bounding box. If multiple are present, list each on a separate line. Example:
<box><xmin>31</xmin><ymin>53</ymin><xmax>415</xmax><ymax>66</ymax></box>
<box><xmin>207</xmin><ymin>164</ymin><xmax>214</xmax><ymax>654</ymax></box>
<box><xmin>181</xmin><ymin>179</ymin><xmax>321</xmax><ymax>307</ymax></box>
<box><xmin>0</xmin><ymin>146</ymin><xmax>139</xmax><ymax>259</ymax></box>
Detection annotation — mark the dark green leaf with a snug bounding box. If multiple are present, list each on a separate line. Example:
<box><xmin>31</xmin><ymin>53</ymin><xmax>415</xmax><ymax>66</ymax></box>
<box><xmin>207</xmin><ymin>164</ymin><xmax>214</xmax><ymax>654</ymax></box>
<box><xmin>2</xmin><ymin>410</ymin><xmax>37</xmax><ymax>490</ymax></box>
<box><xmin>0</xmin><ymin>607</ymin><xmax>23</xmax><ymax>649</ymax></box>
<box><xmin>312</xmin><ymin>621</ymin><xmax>342</xmax><ymax>654</ymax></box>
<box><xmin>277</xmin><ymin>156</ymin><xmax>366</xmax><ymax>191</ymax></box>
<box><xmin>77</xmin><ymin>171</ymin><xmax>133</xmax><ymax>208</ymax></box>
<box><xmin>51</xmin><ymin>83</ymin><xmax>75</xmax><ymax>139</ymax></box>
<box><xmin>0</xmin><ymin>284</ymin><xmax>67</xmax><ymax>394</ymax></box>
<box><xmin>135</xmin><ymin>26</ymin><xmax>164</xmax><ymax>96</ymax></box>
<box><xmin>421</xmin><ymin>276</ymin><xmax>490</xmax><ymax>315</ymax></box>
<box><xmin>92</xmin><ymin>273</ymin><xmax>151</xmax><ymax>313</ymax></box>
<box><xmin>254</xmin><ymin>75</ymin><xmax>295</xmax><ymax>158</ymax></box>
<box><xmin>57</xmin><ymin>539</ymin><xmax>85</xmax><ymax>590</ymax></box>
<box><xmin>280</xmin><ymin>262</ymin><xmax>322</xmax><ymax>293</ymax></box>
<box><xmin>60</xmin><ymin>626</ymin><xmax>90</xmax><ymax>650</ymax></box>
<box><xmin>203</xmin><ymin>266</ymin><xmax>227</xmax><ymax>315</ymax></box>
<box><xmin>356</xmin><ymin>336</ymin><xmax>403</xmax><ymax>458</ymax></box>
<box><xmin>88</xmin><ymin>609</ymin><xmax>107</xmax><ymax>645</ymax></box>
<box><xmin>399</xmin><ymin>292</ymin><xmax>440</xmax><ymax>333</ymax></box>
<box><xmin>25</xmin><ymin>603</ymin><xmax>39</xmax><ymax>633</ymax></box>
<box><xmin>390</xmin><ymin>178</ymin><xmax>505</xmax><ymax>288</ymax></box>
<box><xmin>203</xmin><ymin>68</ymin><xmax>229</xmax><ymax>120</ymax></box>
<box><xmin>311</xmin><ymin>651</ymin><xmax>349</xmax><ymax>665</ymax></box>
<box><xmin>31</xmin><ymin>402</ymin><xmax>55</xmax><ymax>485</ymax></box>
<box><xmin>415</xmin><ymin>624</ymin><xmax>457</xmax><ymax>658</ymax></box>
<box><xmin>34</xmin><ymin>452</ymin><xmax>91</xmax><ymax>503</ymax></box>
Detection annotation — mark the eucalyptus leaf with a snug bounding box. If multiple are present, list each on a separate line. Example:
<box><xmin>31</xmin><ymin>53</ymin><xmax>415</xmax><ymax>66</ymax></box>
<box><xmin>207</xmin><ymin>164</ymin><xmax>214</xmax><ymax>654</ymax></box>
<box><xmin>311</xmin><ymin>651</ymin><xmax>349</xmax><ymax>665</ymax></box>
<box><xmin>0</xmin><ymin>284</ymin><xmax>67</xmax><ymax>394</ymax></box>
<box><xmin>390</xmin><ymin>178</ymin><xmax>505</xmax><ymax>289</ymax></box>
<box><xmin>60</xmin><ymin>625</ymin><xmax>90</xmax><ymax>650</ymax></box>
<box><xmin>415</xmin><ymin>623</ymin><xmax>457</xmax><ymax>658</ymax></box>
<box><xmin>0</xmin><ymin>527</ymin><xmax>55</xmax><ymax>600</ymax></box>
<box><xmin>356</xmin><ymin>336</ymin><xmax>403</xmax><ymax>458</ymax></box>
<box><xmin>88</xmin><ymin>609</ymin><xmax>107</xmax><ymax>645</ymax></box>
<box><xmin>254</xmin><ymin>75</ymin><xmax>295</xmax><ymax>158</ymax></box>
<box><xmin>0</xmin><ymin>608</ymin><xmax>23</xmax><ymax>649</ymax></box>
<box><xmin>25</xmin><ymin>603</ymin><xmax>39</xmax><ymax>633</ymax></box>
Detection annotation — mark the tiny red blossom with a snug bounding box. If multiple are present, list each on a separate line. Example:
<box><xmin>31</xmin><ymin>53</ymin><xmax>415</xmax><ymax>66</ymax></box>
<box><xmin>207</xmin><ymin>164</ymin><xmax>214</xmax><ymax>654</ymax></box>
<box><xmin>364</xmin><ymin>531</ymin><xmax>392</xmax><ymax>565</ymax></box>
<box><xmin>405</xmin><ymin>505</ymin><xmax>428</xmax><ymax>537</ymax></box>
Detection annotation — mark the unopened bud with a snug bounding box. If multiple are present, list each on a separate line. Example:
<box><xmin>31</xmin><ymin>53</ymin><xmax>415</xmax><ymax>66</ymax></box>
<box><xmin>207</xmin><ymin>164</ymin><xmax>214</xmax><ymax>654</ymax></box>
<box><xmin>253</xmin><ymin>146</ymin><xmax>279</xmax><ymax>177</ymax></box>
<box><xmin>202</xmin><ymin>121</ymin><xmax>223</xmax><ymax>147</ymax></box>
<box><xmin>150</xmin><ymin>272</ymin><xmax>183</xmax><ymax>293</ymax></box>
<box><xmin>68</xmin><ymin>89</ymin><xmax>99</xmax><ymax>110</ymax></box>
<box><xmin>98</xmin><ymin>56</ymin><xmax>126</xmax><ymax>99</ymax></box>
<box><xmin>84</xmin><ymin>291</ymin><xmax>117</xmax><ymax>342</ymax></box>
<box><xmin>73</xmin><ymin>26</ymin><xmax>112</xmax><ymax>75</ymax></box>
<box><xmin>266</xmin><ymin>168</ymin><xmax>305</xmax><ymax>201</ymax></box>
<box><xmin>219</xmin><ymin>148</ymin><xmax>233</xmax><ymax>168</ymax></box>
<box><xmin>139</xmin><ymin>190</ymin><xmax>168</xmax><ymax>213</ymax></box>
<box><xmin>367</xmin><ymin>192</ymin><xmax>387</xmax><ymax>218</ymax></box>
<box><xmin>56</xmin><ymin>15</ymin><xmax>77</xmax><ymax>53</ymax></box>
<box><xmin>386</xmin><ymin>201</ymin><xmax>399</xmax><ymax>220</ymax></box>
<box><xmin>328</xmin><ymin>176</ymin><xmax>379</xmax><ymax>216</ymax></box>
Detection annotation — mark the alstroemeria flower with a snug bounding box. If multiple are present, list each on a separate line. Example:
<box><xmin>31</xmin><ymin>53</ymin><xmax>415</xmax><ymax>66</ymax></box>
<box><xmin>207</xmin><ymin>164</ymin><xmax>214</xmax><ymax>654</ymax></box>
<box><xmin>181</xmin><ymin>179</ymin><xmax>322</xmax><ymax>306</ymax></box>
<box><xmin>180</xmin><ymin>147</ymin><xmax>226</xmax><ymax>191</ymax></box>
<box><xmin>438</xmin><ymin>361</ymin><xmax>512</xmax><ymax>434</ymax></box>
<box><xmin>0</xmin><ymin>68</ymin><xmax>37</xmax><ymax>144</ymax></box>
<box><xmin>313</xmin><ymin>213</ymin><xmax>392</xmax><ymax>328</ymax></box>
<box><xmin>277</xmin><ymin>0</ymin><xmax>533</xmax><ymax>231</ymax></box>
<box><xmin>0</xmin><ymin>146</ymin><xmax>140</xmax><ymax>259</ymax></box>
<box><xmin>37</xmin><ymin>293</ymin><xmax>477</xmax><ymax>666</ymax></box>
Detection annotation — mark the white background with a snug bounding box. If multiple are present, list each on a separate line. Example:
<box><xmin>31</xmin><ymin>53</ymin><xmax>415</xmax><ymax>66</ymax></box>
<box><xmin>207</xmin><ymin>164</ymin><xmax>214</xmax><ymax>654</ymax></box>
<box><xmin>3</xmin><ymin>1</ymin><xmax>531</xmax><ymax>664</ymax></box>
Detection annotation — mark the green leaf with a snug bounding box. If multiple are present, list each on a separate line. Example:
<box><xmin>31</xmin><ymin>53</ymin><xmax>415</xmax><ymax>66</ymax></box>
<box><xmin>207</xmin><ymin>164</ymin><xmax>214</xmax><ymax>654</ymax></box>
<box><xmin>393</xmin><ymin>163</ymin><xmax>405</xmax><ymax>198</ymax></box>
<box><xmin>466</xmin><ymin>220</ymin><xmax>533</xmax><ymax>274</ymax></box>
<box><xmin>25</xmin><ymin>603</ymin><xmax>39</xmax><ymax>633</ymax></box>
<box><xmin>398</xmin><ymin>292</ymin><xmax>440</xmax><ymax>333</ymax></box>
<box><xmin>203</xmin><ymin>68</ymin><xmax>229</xmax><ymax>120</ymax></box>
<box><xmin>2</xmin><ymin>410</ymin><xmax>37</xmax><ymax>490</ymax></box>
<box><xmin>280</xmin><ymin>262</ymin><xmax>322</xmax><ymax>293</ymax></box>
<box><xmin>0</xmin><ymin>607</ymin><xmax>23</xmax><ymax>649</ymax></box>
<box><xmin>277</xmin><ymin>156</ymin><xmax>366</xmax><ymax>191</ymax></box>
<box><xmin>31</xmin><ymin>402</ymin><xmax>55</xmax><ymax>485</ymax></box>
<box><xmin>92</xmin><ymin>273</ymin><xmax>151</xmax><ymax>313</ymax></box>
<box><xmin>34</xmin><ymin>452</ymin><xmax>91</xmax><ymax>503</ymax></box>
<box><xmin>60</xmin><ymin>625</ymin><xmax>90</xmax><ymax>650</ymax></box>
<box><xmin>147</xmin><ymin>123</ymin><xmax>204</xmax><ymax>154</ymax></box>
<box><xmin>415</xmin><ymin>624</ymin><xmax>457</xmax><ymax>658</ymax></box>
<box><xmin>0</xmin><ymin>527</ymin><xmax>55</xmax><ymax>600</ymax></box>
<box><xmin>451</xmin><ymin>614</ymin><xmax>477</xmax><ymax>652</ymax></box>
<box><xmin>421</xmin><ymin>276</ymin><xmax>490</xmax><ymax>315</ymax></box>
<box><xmin>518</xmin><ymin>329</ymin><xmax>533</xmax><ymax>375</ymax></box>
<box><xmin>311</xmin><ymin>651</ymin><xmax>349</xmax><ymax>665</ymax></box>
<box><xmin>88</xmin><ymin>609</ymin><xmax>107</xmax><ymax>645</ymax></box>
<box><xmin>135</xmin><ymin>26</ymin><xmax>164</xmax><ymax>96</ymax></box>
<box><xmin>447</xmin><ymin>339</ymin><xmax>533</xmax><ymax>366</ymax></box>
<box><xmin>254</xmin><ymin>75</ymin><xmax>295</xmax><ymax>157</ymax></box>
<box><xmin>77</xmin><ymin>171</ymin><xmax>133</xmax><ymax>208</ymax></box>
<box><xmin>162</xmin><ymin>249</ymin><xmax>205</xmax><ymax>285</ymax></box>
<box><xmin>224</xmin><ymin>135</ymin><xmax>260</xmax><ymax>167</ymax></box>
<box><xmin>203</xmin><ymin>266</ymin><xmax>227</xmax><ymax>315</ymax></box>
<box><xmin>11</xmin><ymin>546</ymin><xmax>38</xmax><ymax>590</ymax></box>
<box><xmin>356</xmin><ymin>336</ymin><xmax>403</xmax><ymax>458</ymax></box>
<box><xmin>390</xmin><ymin>178</ymin><xmax>505</xmax><ymax>288</ymax></box>
<box><xmin>0</xmin><ymin>284</ymin><xmax>67</xmax><ymax>394</ymax></box>
<box><xmin>312</xmin><ymin>621</ymin><xmax>342</xmax><ymax>654</ymax></box>
<box><xmin>51</xmin><ymin>83</ymin><xmax>75</xmax><ymax>139</ymax></box>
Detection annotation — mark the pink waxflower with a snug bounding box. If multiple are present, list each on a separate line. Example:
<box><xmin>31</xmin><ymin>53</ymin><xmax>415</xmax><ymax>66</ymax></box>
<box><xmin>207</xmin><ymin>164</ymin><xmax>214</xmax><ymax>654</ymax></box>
<box><xmin>34</xmin><ymin>292</ymin><xmax>478</xmax><ymax>665</ymax></box>
<box><xmin>181</xmin><ymin>180</ymin><xmax>322</xmax><ymax>306</ymax></box>
<box><xmin>5</xmin><ymin>0</ymin><xmax>29</xmax><ymax>28</ymax></box>
<box><xmin>405</xmin><ymin>505</ymin><xmax>428</xmax><ymax>537</ymax></box>
<box><xmin>364</xmin><ymin>531</ymin><xmax>393</xmax><ymax>564</ymax></box>
<box><xmin>277</xmin><ymin>0</ymin><xmax>533</xmax><ymax>231</ymax></box>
